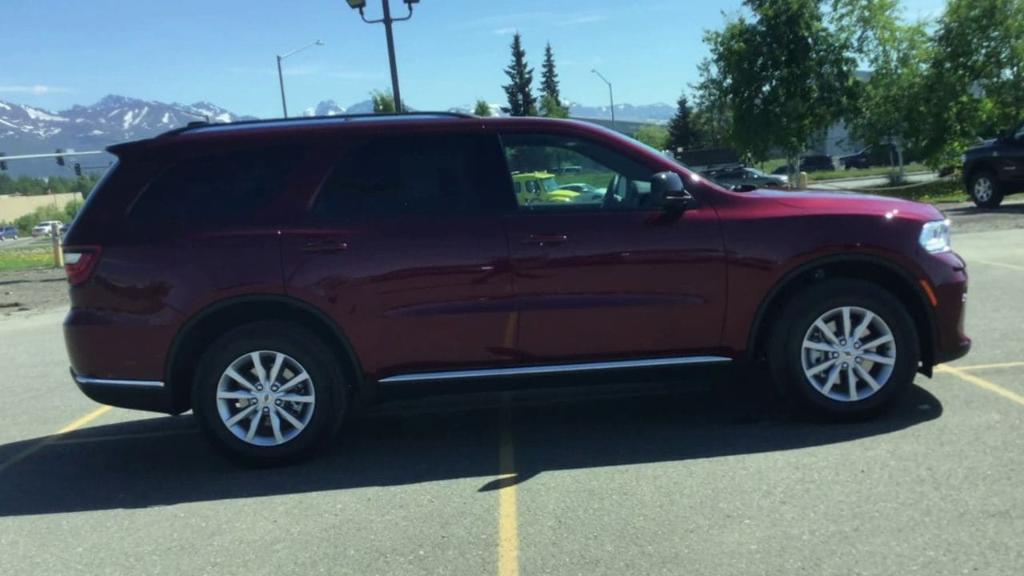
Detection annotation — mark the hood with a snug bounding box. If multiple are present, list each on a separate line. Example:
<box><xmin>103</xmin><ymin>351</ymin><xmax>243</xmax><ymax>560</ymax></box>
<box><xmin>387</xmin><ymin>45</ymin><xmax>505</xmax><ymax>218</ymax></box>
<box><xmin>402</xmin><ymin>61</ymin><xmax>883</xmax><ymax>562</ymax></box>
<box><xmin>740</xmin><ymin>188</ymin><xmax>944</xmax><ymax>222</ymax></box>
<box><xmin>966</xmin><ymin>138</ymin><xmax>998</xmax><ymax>152</ymax></box>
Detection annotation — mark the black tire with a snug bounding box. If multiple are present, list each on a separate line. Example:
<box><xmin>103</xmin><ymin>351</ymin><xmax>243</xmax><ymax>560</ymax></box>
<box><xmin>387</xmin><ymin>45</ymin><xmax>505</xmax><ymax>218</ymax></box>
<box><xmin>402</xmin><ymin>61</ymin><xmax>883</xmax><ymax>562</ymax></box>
<box><xmin>193</xmin><ymin>321</ymin><xmax>347</xmax><ymax>465</ymax></box>
<box><xmin>768</xmin><ymin>279</ymin><xmax>919</xmax><ymax>419</ymax></box>
<box><xmin>968</xmin><ymin>170</ymin><xmax>1004</xmax><ymax>209</ymax></box>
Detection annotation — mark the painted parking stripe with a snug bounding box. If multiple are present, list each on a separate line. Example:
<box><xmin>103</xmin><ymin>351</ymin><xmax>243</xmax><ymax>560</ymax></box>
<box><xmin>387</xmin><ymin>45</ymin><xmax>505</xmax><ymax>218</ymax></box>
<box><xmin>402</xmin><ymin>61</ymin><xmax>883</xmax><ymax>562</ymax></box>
<box><xmin>952</xmin><ymin>361</ymin><xmax>1024</xmax><ymax>372</ymax></box>
<box><xmin>497</xmin><ymin>393</ymin><xmax>519</xmax><ymax>576</ymax></box>
<box><xmin>0</xmin><ymin>405</ymin><xmax>112</xmax><ymax>474</ymax></box>
<box><xmin>937</xmin><ymin>365</ymin><xmax>1024</xmax><ymax>408</ymax></box>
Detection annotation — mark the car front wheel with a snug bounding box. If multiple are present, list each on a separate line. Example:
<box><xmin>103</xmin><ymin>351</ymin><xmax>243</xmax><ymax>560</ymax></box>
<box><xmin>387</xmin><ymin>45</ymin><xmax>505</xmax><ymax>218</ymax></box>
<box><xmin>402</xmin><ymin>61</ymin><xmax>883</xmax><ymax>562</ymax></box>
<box><xmin>769</xmin><ymin>279</ymin><xmax>919</xmax><ymax>418</ymax></box>
<box><xmin>193</xmin><ymin>321</ymin><xmax>346</xmax><ymax>465</ymax></box>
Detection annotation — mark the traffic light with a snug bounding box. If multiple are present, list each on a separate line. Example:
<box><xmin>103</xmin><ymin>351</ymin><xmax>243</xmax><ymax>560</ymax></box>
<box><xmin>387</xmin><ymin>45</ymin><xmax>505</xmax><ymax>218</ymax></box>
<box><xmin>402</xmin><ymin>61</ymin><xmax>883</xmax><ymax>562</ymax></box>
<box><xmin>74</xmin><ymin>162</ymin><xmax>82</xmax><ymax>177</ymax></box>
<box><xmin>55</xmin><ymin>148</ymin><xmax>65</xmax><ymax>166</ymax></box>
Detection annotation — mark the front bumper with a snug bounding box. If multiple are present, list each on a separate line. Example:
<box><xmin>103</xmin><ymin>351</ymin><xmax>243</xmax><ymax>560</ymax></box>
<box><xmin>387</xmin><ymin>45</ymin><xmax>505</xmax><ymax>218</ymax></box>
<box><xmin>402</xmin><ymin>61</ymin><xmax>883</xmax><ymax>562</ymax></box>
<box><xmin>927</xmin><ymin>251</ymin><xmax>971</xmax><ymax>365</ymax></box>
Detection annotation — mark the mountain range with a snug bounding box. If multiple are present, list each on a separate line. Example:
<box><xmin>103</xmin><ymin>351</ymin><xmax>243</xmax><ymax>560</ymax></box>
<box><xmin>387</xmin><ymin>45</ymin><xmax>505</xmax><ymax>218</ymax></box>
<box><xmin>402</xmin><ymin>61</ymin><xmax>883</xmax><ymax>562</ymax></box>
<box><xmin>1</xmin><ymin>95</ymin><xmax>674</xmax><ymax>177</ymax></box>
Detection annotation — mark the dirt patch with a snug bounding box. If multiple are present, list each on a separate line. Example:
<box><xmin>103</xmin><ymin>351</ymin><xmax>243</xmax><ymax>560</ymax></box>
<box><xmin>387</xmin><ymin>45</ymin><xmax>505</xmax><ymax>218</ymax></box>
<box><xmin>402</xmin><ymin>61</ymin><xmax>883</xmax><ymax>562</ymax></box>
<box><xmin>0</xmin><ymin>268</ymin><xmax>69</xmax><ymax>319</ymax></box>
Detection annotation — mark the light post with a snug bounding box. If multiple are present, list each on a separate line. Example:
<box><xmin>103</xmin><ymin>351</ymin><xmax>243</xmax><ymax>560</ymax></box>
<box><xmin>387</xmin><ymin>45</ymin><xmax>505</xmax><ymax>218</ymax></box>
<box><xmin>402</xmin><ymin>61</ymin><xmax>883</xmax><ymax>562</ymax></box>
<box><xmin>345</xmin><ymin>0</ymin><xmax>419</xmax><ymax>113</ymax></box>
<box><xmin>591</xmin><ymin>69</ymin><xmax>616</xmax><ymax>129</ymax></box>
<box><xmin>276</xmin><ymin>40</ymin><xmax>325</xmax><ymax>118</ymax></box>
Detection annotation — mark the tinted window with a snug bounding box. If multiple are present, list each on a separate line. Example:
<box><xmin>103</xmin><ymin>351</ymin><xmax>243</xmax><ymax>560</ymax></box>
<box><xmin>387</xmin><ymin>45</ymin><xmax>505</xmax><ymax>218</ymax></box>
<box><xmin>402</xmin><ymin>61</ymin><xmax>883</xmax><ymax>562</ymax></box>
<box><xmin>132</xmin><ymin>148</ymin><xmax>297</xmax><ymax>232</ymax></box>
<box><xmin>313</xmin><ymin>134</ymin><xmax>502</xmax><ymax>220</ymax></box>
<box><xmin>501</xmin><ymin>133</ymin><xmax>655</xmax><ymax>212</ymax></box>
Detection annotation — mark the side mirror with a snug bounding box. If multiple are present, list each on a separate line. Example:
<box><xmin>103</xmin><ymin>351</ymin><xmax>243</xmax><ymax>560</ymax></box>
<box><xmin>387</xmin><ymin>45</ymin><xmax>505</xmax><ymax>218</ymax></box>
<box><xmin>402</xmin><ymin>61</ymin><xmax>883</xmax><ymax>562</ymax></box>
<box><xmin>651</xmin><ymin>171</ymin><xmax>693</xmax><ymax>214</ymax></box>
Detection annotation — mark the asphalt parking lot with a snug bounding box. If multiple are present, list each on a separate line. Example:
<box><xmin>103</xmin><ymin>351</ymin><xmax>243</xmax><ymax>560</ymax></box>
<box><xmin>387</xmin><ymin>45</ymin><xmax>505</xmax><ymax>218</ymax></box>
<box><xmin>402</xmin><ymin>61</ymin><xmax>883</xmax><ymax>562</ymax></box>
<box><xmin>1</xmin><ymin>215</ymin><xmax>1023</xmax><ymax>576</ymax></box>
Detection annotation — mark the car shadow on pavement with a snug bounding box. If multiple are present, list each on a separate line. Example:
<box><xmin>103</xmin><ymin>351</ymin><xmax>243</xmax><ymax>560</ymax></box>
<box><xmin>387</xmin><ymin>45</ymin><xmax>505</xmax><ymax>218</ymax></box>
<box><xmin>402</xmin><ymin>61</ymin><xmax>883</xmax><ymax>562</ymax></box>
<box><xmin>0</xmin><ymin>381</ymin><xmax>942</xmax><ymax>517</ymax></box>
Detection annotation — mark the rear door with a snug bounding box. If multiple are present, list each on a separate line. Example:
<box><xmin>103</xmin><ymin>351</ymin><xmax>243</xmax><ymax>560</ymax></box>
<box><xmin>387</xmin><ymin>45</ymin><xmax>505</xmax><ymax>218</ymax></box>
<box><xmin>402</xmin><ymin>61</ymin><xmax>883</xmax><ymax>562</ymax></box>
<box><xmin>281</xmin><ymin>132</ymin><xmax>517</xmax><ymax>381</ymax></box>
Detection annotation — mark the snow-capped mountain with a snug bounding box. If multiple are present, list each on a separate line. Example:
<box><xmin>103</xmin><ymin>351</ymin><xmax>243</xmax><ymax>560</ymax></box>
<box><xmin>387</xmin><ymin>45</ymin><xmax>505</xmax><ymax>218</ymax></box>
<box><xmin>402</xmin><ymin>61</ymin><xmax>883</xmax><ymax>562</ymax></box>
<box><xmin>568</xmin><ymin>102</ymin><xmax>675</xmax><ymax>124</ymax></box>
<box><xmin>303</xmin><ymin>100</ymin><xmax>346</xmax><ymax>117</ymax></box>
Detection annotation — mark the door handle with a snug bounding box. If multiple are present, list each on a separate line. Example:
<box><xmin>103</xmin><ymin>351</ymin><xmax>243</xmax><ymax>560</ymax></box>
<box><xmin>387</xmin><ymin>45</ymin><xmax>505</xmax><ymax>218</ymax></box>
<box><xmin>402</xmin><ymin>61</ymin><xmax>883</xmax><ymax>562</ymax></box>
<box><xmin>521</xmin><ymin>234</ymin><xmax>568</xmax><ymax>247</ymax></box>
<box><xmin>301</xmin><ymin>239</ymin><xmax>349</xmax><ymax>254</ymax></box>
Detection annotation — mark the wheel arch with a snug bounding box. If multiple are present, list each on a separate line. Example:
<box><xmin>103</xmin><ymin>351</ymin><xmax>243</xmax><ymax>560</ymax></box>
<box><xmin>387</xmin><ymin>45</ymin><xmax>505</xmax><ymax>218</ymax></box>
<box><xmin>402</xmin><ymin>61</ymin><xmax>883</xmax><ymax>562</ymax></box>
<box><xmin>747</xmin><ymin>254</ymin><xmax>937</xmax><ymax>376</ymax></box>
<box><xmin>165</xmin><ymin>294</ymin><xmax>366</xmax><ymax>414</ymax></box>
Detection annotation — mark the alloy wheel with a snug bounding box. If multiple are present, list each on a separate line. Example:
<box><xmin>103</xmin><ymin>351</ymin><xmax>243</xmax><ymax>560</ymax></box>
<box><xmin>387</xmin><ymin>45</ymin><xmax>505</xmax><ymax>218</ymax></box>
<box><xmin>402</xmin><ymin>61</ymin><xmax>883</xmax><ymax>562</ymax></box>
<box><xmin>215</xmin><ymin>350</ymin><xmax>316</xmax><ymax>447</ymax></box>
<box><xmin>973</xmin><ymin>177</ymin><xmax>993</xmax><ymax>202</ymax></box>
<box><xmin>800</xmin><ymin>306</ymin><xmax>897</xmax><ymax>402</ymax></box>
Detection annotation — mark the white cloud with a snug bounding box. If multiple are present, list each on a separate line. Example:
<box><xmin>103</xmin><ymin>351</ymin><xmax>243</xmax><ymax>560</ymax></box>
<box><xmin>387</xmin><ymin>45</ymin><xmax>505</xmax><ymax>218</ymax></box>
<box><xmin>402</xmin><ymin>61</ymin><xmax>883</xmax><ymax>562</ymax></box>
<box><xmin>0</xmin><ymin>85</ymin><xmax>70</xmax><ymax>95</ymax></box>
<box><xmin>492</xmin><ymin>27</ymin><xmax>518</xmax><ymax>36</ymax></box>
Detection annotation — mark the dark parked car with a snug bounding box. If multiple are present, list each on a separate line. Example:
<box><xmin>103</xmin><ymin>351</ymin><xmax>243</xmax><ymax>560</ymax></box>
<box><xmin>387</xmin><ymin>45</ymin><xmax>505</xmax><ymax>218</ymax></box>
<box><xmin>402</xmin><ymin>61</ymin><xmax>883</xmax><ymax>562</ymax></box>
<box><xmin>799</xmin><ymin>154</ymin><xmax>837</xmax><ymax>172</ymax></box>
<box><xmin>840</xmin><ymin>145</ymin><xmax>898</xmax><ymax>170</ymax></box>
<box><xmin>962</xmin><ymin>124</ymin><xmax>1024</xmax><ymax>208</ymax></box>
<box><xmin>63</xmin><ymin>114</ymin><xmax>970</xmax><ymax>464</ymax></box>
<box><xmin>704</xmin><ymin>166</ymin><xmax>788</xmax><ymax>190</ymax></box>
<box><xmin>0</xmin><ymin>225</ymin><xmax>18</xmax><ymax>241</ymax></box>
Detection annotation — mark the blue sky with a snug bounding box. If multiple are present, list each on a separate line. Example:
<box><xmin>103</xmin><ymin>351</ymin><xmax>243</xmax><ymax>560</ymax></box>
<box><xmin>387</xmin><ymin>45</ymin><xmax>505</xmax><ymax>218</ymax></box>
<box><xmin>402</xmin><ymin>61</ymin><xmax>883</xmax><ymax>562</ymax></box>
<box><xmin>1</xmin><ymin>0</ymin><xmax>946</xmax><ymax>117</ymax></box>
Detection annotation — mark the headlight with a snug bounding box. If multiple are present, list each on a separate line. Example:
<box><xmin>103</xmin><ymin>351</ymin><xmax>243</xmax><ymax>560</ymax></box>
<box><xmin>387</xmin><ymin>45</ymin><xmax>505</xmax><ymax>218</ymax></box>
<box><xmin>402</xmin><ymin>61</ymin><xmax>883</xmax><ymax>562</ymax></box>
<box><xmin>920</xmin><ymin>219</ymin><xmax>952</xmax><ymax>253</ymax></box>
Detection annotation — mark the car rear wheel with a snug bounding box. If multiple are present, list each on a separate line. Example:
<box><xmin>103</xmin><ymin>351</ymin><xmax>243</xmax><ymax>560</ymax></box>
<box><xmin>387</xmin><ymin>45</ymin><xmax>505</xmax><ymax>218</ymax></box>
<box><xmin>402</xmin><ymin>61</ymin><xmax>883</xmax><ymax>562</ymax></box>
<box><xmin>969</xmin><ymin>171</ymin><xmax>1003</xmax><ymax>208</ymax></box>
<box><xmin>193</xmin><ymin>321</ymin><xmax>346</xmax><ymax>465</ymax></box>
<box><xmin>769</xmin><ymin>279</ymin><xmax>919</xmax><ymax>418</ymax></box>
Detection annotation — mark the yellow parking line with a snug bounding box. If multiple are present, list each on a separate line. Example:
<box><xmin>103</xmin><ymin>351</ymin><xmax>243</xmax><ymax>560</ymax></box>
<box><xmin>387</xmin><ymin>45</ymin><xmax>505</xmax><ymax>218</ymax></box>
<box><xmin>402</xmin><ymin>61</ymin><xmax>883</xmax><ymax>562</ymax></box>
<box><xmin>953</xmin><ymin>361</ymin><xmax>1024</xmax><ymax>372</ymax></box>
<box><xmin>974</xmin><ymin>259</ymin><xmax>1024</xmax><ymax>272</ymax></box>
<box><xmin>497</xmin><ymin>393</ymin><xmax>519</xmax><ymax>576</ymax></box>
<box><xmin>0</xmin><ymin>405</ymin><xmax>112</xmax><ymax>474</ymax></box>
<box><xmin>936</xmin><ymin>365</ymin><xmax>1024</xmax><ymax>407</ymax></box>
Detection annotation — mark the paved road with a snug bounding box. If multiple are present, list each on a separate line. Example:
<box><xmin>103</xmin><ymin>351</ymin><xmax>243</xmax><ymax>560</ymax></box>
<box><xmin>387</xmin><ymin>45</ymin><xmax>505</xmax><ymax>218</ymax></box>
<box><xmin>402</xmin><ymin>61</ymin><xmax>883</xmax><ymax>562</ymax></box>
<box><xmin>1</xmin><ymin>228</ymin><xmax>1023</xmax><ymax>575</ymax></box>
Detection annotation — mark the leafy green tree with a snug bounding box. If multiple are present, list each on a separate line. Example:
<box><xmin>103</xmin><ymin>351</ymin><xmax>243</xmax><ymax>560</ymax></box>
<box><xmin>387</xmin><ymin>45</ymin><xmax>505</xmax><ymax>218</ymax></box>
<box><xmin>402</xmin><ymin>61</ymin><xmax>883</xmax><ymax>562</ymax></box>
<box><xmin>502</xmin><ymin>33</ymin><xmax>537</xmax><ymax>117</ymax></box>
<box><xmin>917</xmin><ymin>0</ymin><xmax>1024</xmax><ymax>167</ymax></box>
<box><xmin>699</xmin><ymin>0</ymin><xmax>858</xmax><ymax>169</ymax></box>
<box><xmin>832</xmin><ymin>0</ymin><xmax>931</xmax><ymax>176</ymax></box>
<box><xmin>371</xmin><ymin>90</ymin><xmax>397</xmax><ymax>113</ymax></box>
<box><xmin>473</xmin><ymin>100</ymin><xmax>493</xmax><ymax>117</ymax></box>
<box><xmin>634</xmin><ymin>125</ymin><xmax>670</xmax><ymax>150</ymax></box>
<box><xmin>666</xmin><ymin>94</ymin><xmax>702</xmax><ymax>153</ymax></box>
<box><xmin>540</xmin><ymin>42</ymin><xmax>561</xmax><ymax>105</ymax></box>
<box><xmin>539</xmin><ymin>93</ymin><xmax>569</xmax><ymax>119</ymax></box>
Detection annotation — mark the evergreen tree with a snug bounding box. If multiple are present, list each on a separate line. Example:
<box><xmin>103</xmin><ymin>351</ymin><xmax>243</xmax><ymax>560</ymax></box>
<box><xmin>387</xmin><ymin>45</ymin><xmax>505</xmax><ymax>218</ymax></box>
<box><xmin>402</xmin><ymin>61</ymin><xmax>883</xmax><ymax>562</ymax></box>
<box><xmin>541</xmin><ymin>42</ymin><xmax>561</xmax><ymax>104</ymax></box>
<box><xmin>473</xmin><ymin>100</ymin><xmax>492</xmax><ymax>117</ymax></box>
<box><xmin>666</xmin><ymin>94</ymin><xmax>702</xmax><ymax>152</ymax></box>
<box><xmin>502</xmin><ymin>33</ymin><xmax>537</xmax><ymax>117</ymax></box>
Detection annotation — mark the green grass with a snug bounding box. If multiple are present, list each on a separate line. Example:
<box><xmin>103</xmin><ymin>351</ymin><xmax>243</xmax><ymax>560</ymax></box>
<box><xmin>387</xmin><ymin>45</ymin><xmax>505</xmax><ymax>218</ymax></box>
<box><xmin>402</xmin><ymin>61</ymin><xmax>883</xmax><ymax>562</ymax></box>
<box><xmin>0</xmin><ymin>247</ymin><xmax>57</xmax><ymax>271</ymax></box>
<box><xmin>861</xmin><ymin>178</ymin><xmax>968</xmax><ymax>204</ymax></box>
<box><xmin>756</xmin><ymin>159</ymin><xmax>929</xmax><ymax>182</ymax></box>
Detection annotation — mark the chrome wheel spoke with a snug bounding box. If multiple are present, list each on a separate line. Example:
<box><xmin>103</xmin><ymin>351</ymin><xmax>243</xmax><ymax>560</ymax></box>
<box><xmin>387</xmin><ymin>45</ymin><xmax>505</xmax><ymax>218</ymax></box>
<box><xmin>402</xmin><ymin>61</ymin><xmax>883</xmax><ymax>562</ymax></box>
<box><xmin>815</xmin><ymin>319</ymin><xmax>841</xmax><ymax>346</ymax></box>
<box><xmin>841</xmin><ymin>307</ymin><xmax>852</xmax><ymax>340</ymax></box>
<box><xmin>852</xmin><ymin>311</ymin><xmax>874</xmax><ymax>341</ymax></box>
<box><xmin>861</xmin><ymin>353</ymin><xmax>895</xmax><ymax>365</ymax></box>
<box><xmin>278</xmin><ymin>372</ymin><xmax>310</xmax><ymax>394</ymax></box>
<box><xmin>217</xmin><ymin>390</ymin><xmax>254</xmax><ymax>401</ymax></box>
<box><xmin>862</xmin><ymin>334</ymin><xmax>893</xmax><ymax>351</ymax></box>
<box><xmin>278</xmin><ymin>393</ymin><xmax>315</xmax><ymax>404</ymax></box>
<box><xmin>807</xmin><ymin>358</ymin><xmax>837</xmax><ymax>377</ymax></box>
<box><xmin>847</xmin><ymin>365</ymin><xmax>858</xmax><ymax>401</ymax></box>
<box><xmin>821</xmin><ymin>364</ymin><xmax>841</xmax><ymax>395</ymax></box>
<box><xmin>803</xmin><ymin>340</ymin><xmax>834</xmax><ymax>353</ymax></box>
<box><xmin>251</xmin><ymin>352</ymin><xmax>267</xmax><ymax>385</ymax></box>
<box><xmin>225</xmin><ymin>404</ymin><xmax>257</xmax><ymax>427</ymax></box>
<box><xmin>268</xmin><ymin>353</ymin><xmax>285</xmax><ymax>387</ymax></box>
<box><xmin>225</xmin><ymin>368</ymin><xmax>257</xmax><ymax>392</ymax></box>
<box><xmin>269</xmin><ymin>408</ymin><xmax>284</xmax><ymax>444</ymax></box>
<box><xmin>855</xmin><ymin>365</ymin><xmax>881</xmax><ymax>391</ymax></box>
<box><xmin>276</xmin><ymin>406</ymin><xmax>306</xmax><ymax>431</ymax></box>
<box><xmin>245</xmin><ymin>409</ymin><xmax>263</xmax><ymax>441</ymax></box>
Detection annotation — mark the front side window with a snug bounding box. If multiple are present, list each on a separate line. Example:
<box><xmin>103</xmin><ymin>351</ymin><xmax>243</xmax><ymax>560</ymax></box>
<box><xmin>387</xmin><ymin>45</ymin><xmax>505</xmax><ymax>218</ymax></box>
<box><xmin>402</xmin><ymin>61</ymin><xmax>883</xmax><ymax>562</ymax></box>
<box><xmin>501</xmin><ymin>134</ymin><xmax>656</xmax><ymax>212</ymax></box>
<box><xmin>313</xmin><ymin>134</ymin><xmax>498</xmax><ymax>221</ymax></box>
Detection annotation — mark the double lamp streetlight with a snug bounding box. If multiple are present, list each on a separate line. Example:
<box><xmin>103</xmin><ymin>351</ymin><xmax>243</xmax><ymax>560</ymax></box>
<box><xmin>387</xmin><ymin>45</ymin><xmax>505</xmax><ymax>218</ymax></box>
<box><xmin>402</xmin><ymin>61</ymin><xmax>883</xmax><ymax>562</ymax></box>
<box><xmin>276</xmin><ymin>1</ymin><xmax>420</xmax><ymax>118</ymax></box>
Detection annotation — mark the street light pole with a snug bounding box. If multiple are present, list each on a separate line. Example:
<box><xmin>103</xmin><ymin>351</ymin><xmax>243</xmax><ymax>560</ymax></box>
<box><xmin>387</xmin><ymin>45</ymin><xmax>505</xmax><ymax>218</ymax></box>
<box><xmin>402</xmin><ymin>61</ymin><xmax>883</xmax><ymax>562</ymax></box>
<box><xmin>591</xmin><ymin>69</ymin><xmax>616</xmax><ymax>129</ymax></box>
<box><xmin>276</xmin><ymin>40</ymin><xmax>325</xmax><ymax>118</ymax></box>
<box><xmin>348</xmin><ymin>0</ymin><xmax>417</xmax><ymax>113</ymax></box>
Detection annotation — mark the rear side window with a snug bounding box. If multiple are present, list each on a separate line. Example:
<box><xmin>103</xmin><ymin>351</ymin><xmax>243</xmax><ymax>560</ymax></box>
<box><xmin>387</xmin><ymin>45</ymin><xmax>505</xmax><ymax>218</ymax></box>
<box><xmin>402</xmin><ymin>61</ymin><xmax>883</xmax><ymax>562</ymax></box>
<box><xmin>312</xmin><ymin>134</ymin><xmax>506</xmax><ymax>220</ymax></box>
<box><xmin>131</xmin><ymin>148</ymin><xmax>297</xmax><ymax>233</ymax></box>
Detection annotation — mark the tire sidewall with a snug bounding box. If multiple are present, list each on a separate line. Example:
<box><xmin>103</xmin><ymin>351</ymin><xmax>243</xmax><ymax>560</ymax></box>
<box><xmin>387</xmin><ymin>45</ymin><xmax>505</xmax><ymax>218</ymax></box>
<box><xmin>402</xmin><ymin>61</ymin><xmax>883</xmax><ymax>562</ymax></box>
<box><xmin>193</xmin><ymin>322</ymin><xmax>345</xmax><ymax>464</ymax></box>
<box><xmin>775</xmin><ymin>280</ymin><xmax>919</xmax><ymax>417</ymax></box>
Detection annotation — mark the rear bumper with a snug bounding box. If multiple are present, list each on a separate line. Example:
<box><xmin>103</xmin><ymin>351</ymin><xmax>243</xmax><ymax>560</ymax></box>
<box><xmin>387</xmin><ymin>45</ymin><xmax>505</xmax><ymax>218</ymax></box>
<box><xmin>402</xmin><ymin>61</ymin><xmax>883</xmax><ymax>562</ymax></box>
<box><xmin>72</xmin><ymin>370</ymin><xmax>175</xmax><ymax>412</ymax></box>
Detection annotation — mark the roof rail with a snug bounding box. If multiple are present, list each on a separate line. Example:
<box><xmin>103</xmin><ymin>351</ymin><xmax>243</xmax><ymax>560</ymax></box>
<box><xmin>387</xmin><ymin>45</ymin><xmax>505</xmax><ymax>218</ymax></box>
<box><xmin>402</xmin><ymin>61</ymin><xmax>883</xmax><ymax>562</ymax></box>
<box><xmin>156</xmin><ymin>111</ymin><xmax>476</xmax><ymax>138</ymax></box>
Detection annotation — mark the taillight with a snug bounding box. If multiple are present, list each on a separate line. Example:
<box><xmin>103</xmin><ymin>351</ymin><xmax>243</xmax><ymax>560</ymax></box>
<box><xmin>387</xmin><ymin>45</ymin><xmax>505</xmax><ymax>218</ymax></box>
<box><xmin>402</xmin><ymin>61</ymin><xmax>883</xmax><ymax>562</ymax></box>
<box><xmin>63</xmin><ymin>246</ymin><xmax>102</xmax><ymax>286</ymax></box>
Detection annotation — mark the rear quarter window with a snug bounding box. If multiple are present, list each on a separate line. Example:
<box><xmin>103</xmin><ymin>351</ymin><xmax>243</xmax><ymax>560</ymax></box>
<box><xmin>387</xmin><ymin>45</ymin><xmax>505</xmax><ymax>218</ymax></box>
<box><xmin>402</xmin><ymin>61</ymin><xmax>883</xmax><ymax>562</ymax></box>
<box><xmin>130</xmin><ymin>147</ymin><xmax>299</xmax><ymax>235</ymax></box>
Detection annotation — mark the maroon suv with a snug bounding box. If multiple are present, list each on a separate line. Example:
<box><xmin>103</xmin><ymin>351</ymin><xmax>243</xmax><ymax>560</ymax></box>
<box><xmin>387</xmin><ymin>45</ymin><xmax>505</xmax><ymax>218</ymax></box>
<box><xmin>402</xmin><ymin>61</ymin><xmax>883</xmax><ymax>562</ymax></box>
<box><xmin>63</xmin><ymin>114</ymin><xmax>970</xmax><ymax>463</ymax></box>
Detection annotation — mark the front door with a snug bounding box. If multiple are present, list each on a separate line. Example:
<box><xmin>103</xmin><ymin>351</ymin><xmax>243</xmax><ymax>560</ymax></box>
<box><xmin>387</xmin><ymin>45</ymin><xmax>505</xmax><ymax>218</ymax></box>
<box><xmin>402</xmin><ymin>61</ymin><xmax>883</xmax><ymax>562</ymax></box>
<box><xmin>499</xmin><ymin>132</ymin><xmax>727</xmax><ymax>364</ymax></box>
<box><xmin>281</xmin><ymin>132</ymin><xmax>517</xmax><ymax>381</ymax></box>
